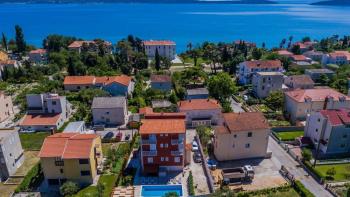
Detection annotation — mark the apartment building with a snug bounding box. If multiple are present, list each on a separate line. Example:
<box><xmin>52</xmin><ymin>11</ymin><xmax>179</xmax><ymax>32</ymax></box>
<box><xmin>19</xmin><ymin>93</ymin><xmax>71</xmax><ymax>131</ymax></box>
<box><xmin>0</xmin><ymin>128</ymin><xmax>24</xmax><ymax>182</ymax></box>
<box><xmin>143</xmin><ymin>40</ymin><xmax>176</xmax><ymax>60</ymax></box>
<box><xmin>252</xmin><ymin>72</ymin><xmax>284</xmax><ymax>98</ymax></box>
<box><xmin>305</xmin><ymin>109</ymin><xmax>350</xmax><ymax>156</ymax></box>
<box><xmin>39</xmin><ymin>133</ymin><xmax>103</xmax><ymax>186</ymax></box>
<box><xmin>322</xmin><ymin>51</ymin><xmax>350</xmax><ymax>65</ymax></box>
<box><xmin>214</xmin><ymin>112</ymin><xmax>270</xmax><ymax>161</ymax></box>
<box><xmin>140</xmin><ymin>118</ymin><xmax>186</xmax><ymax>175</ymax></box>
<box><xmin>284</xmin><ymin>87</ymin><xmax>350</xmax><ymax>123</ymax></box>
<box><xmin>305</xmin><ymin>69</ymin><xmax>335</xmax><ymax>81</ymax></box>
<box><xmin>92</xmin><ymin>97</ymin><xmax>127</xmax><ymax>126</ymax></box>
<box><xmin>238</xmin><ymin>60</ymin><xmax>283</xmax><ymax>85</ymax></box>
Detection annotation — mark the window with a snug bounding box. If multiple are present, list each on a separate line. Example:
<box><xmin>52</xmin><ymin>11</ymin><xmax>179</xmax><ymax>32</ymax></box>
<box><xmin>106</xmin><ymin>111</ymin><xmax>110</xmax><ymax>115</ymax></box>
<box><xmin>232</xmin><ymin>143</ymin><xmax>235</xmax><ymax>148</ymax></box>
<box><xmin>54</xmin><ymin>157</ymin><xmax>64</xmax><ymax>166</ymax></box>
<box><xmin>160</xmin><ymin>144</ymin><xmax>164</xmax><ymax>148</ymax></box>
<box><xmin>245</xmin><ymin>143</ymin><xmax>250</xmax><ymax>148</ymax></box>
<box><xmin>79</xmin><ymin>159</ymin><xmax>89</xmax><ymax>164</ymax></box>
<box><xmin>80</xmin><ymin>170</ymin><xmax>91</xmax><ymax>176</ymax></box>
<box><xmin>60</xmin><ymin>169</ymin><xmax>64</xmax><ymax>174</ymax></box>
<box><xmin>165</xmin><ymin>134</ymin><xmax>168</xmax><ymax>137</ymax></box>
<box><xmin>174</xmin><ymin>157</ymin><xmax>180</xmax><ymax>163</ymax></box>
<box><xmin>341</xmin><ymin>144</ymin><xmax>346</xmax><ymax>148</ymax></box>
<box><xmin>247</xmin><ymin>132</ymin><xmax>252</xmax><ymax>137</ymax></box>
<box><xmin>147</xmin><ymin>157</ymin><xmax>153</xmax><ymax>163</ymax></box>
<box><xmin>52</xmin><ymin>101</ymin><xmax>57</xmax><ymax>105</ymax></box>
<box><xmin>161</xmin><ymin>157</ymin><xmax>164</xmax><ymax>161</ymax></box>
<box><xmin>165</xmin><ymin>144</ymin><xmax>168</xmax><ymax>148</ymax></box>
<box><xmin>343</xmin><ymin>134</ymin><xmax>348</xmax><ymax>138</ymax></box>
<box><xmin>165</xmin><ymin>157</ymin><xmax>169</xmax><ymax>161</ymax></box>
<box><xmin>318</xmin><ymin>118</ymin><xmax>321</xmax><ymax>122</ymax></box>
<box><xmin>234</xmin><ymin>134</ymin><xmax>237</xmax><ymax>138</ymax></box>
<box><xmin>315</xmin><ymin>129</ymin><xmax>318</xmax><ymax>132</ymax></box>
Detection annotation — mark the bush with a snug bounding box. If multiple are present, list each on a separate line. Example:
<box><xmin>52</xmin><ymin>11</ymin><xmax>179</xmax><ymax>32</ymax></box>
<box><xmin>304</xmin><ymin>161</ymin><xmax>324</xmax><ymax>182</ymax></box>
<box><xmin>326</xmin><ymin>167</ymin><xmax>336</xmax><ymax>180</ymax></box>
<box><xmin>188</xmin><ymin>171</ymin><xmax>195</xmax><ymax>196</ymax></box>
<box><xmin>15</xmin><ymin>163</ymin><xmax>44</xmax><ymax>193</ymax></box>
<box><xmin>302</xmin><ymin>148</ymin><xmax>312</xmax><ymax>162</ymax></box>
<box><xmin>60</xmin><ymin>181</ymin><xmax>80</xmax><ymax>196</ymax></box>
<box><xmin>293</xmin><ymin>180</ymin><xmax>315</xmax><ymax>197</ymax></box>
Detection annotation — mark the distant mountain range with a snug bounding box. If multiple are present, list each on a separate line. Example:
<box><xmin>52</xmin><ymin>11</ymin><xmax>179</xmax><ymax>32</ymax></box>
<box><xmin>0</xmin><ymin>0</ymin><xmax>277</xmax><ymax>4</ymax></box>
<box><xmin>311</xmin><ymin>0</ymin><xmax>350</xmax><ymax>6</ymax></box>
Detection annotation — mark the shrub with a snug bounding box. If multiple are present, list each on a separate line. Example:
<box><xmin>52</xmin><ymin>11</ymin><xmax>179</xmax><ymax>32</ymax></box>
<box><xmin>302</xmin><ymin>148</ymin><xmax>312</xmax><ymax>162</ymax></box>
<box><xmin>188</xmin><ymin>171</ymin><xmax>195</xmax><ymax>196</ymax></box>
<box><xmin>60</xmin><ymin>181</ymin><xmax>80</xmax><ymax>196</ymax></box>
<box><xmin>15</xmin><ymin>163</ymin><xmax>44</xmax><ymax>193</ymax></box>
<box><xmin>293</xmin><ymin>180</ymin><xmax>315</xmax><ymax>197</ymax></box>
<box><xmin>164</xmin><ymin>192</ymin><xmax>179</xmax><ymax>197</ymax></box>
<box><xmin>326</xmin><ymin>167</ymin><xmax>336</xmax><ymax>180</ymax></box>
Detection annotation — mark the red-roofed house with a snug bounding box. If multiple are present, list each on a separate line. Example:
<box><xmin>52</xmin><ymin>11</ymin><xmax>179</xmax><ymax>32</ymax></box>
<box><xmin>305</xmin><ymin>109</ymin><xmax>350</xmax><ymax>156</ymax></box>
<box><xmin>63</xmin><ymin>75</ymin><xmax>134</xmax><ymax>96</ymax></box>
<box><xmin>143</xmin><ymin>40</ymin><xmax>176</xmax><ymax>60</ymax></box>
<box><xmin>284</xmin><ymin>87</ymin><xmax>350</xmax><ymax>123</ymax></box>
<box><xmin>140</xmin><ymin>118</ymin><xmax>186</xmax><ymax>175</ymax></box>
<box><xmin>28</xmin><ymin>49</ymin><xmax>48</xmax><ymax>64</ymax></box>
<box><xmin>322</xmin><ymin>51</ymin><xmax>350</xmax><ymax>65</ymax></box>
<box><xmin>178</xmin><ymin>99</ymin><xmax>223</xmax><ymax>127</ymax></box>
<box><xmin>214</xmin><ymin>112</ymin><xmax>270</xmax><ymax>161</ymax></box>
<box><xmin>277</xmin><ymin>50</ymin><xmax>293</xmax><ymax>57</ymax></box>
<box><xmin>150</xmin><ymin>75</ymin><xmax>172</xmax><ymax>91</ymax></box>
<box><xmin>20</xmin><ymin>93</ymin><xmax>72</xmax><ymax>131</ymax></box>
<box><xmin>238</xmin><ymin>60</ymin><xmax>283</xmax><ymax>84</ymax></box>
<box><xmin>68</xmin><ymin>40</ymin><xmax>112</xmax><ymax>54</ymax></box>
<box><xmin>290</xmin><ymin>55</ymin><xmax>312</xmax><ymax>65</ymax></box>
<box><xmin>39</xmin><ymin>133</ymin><xmax>102</xmax><ymax>186</ymax></box>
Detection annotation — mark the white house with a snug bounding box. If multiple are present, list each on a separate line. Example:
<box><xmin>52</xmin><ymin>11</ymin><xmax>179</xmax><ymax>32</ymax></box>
<box><xmin>143</xmin><ymin>40</ymin><xmax>176</xmax><ymax>60</ymax></box>
<box><xmin>238</xmin><ymin>60</ymin><xmax>283</xmax><ymax>85</ymax></box>
<box><xmin>322</xmin><ymin>51</ymin><xmax>350</xmax><ymax>65</ymax></box>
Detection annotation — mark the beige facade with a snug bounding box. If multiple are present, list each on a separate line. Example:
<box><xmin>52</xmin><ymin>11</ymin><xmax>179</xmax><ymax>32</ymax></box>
<box><xmin>40</xmin><ymin>135</ymin><xmax>102</xmax><ymax>186</ymax></box>
<box><xmin>0</xmin><ymin>92</ymin><xmax>14</xmax><ymax>123</ymax></box>
<box><xmin>214</xmin><ymin>129</ymin><xmax>270</xmax><ymax>161</ymax></box>
<box><xmin>213</xmin><ymin>112</ymin><xmax>270</xmax><ymax>161</ymax></box>
<box><xmin>252</xmin><ymin>72</ymin><xmax>284</xmax><ymax>98</ymax></box>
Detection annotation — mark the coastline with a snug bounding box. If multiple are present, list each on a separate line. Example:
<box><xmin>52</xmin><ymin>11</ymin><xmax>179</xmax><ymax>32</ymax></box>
<box><xmin>0</xmin><ymin>0</ymin><xmax>278</xmax><ymax>4</ymax></box>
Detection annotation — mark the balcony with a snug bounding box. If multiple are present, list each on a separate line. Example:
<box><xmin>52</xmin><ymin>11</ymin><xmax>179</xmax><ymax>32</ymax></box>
<box><xmin>143</xmin><ymin>151</ymin><xmax>158</xmax><ymax>156</ymax></box>
<box><xmin>171</xmin><ymin>151</ymin><xmax>183</xmax><ymax>156</ymax></box>
<box><xmin>142</xmin><ymin>139</ymin><xmax>157</xmax><ymax>144</ymax></box>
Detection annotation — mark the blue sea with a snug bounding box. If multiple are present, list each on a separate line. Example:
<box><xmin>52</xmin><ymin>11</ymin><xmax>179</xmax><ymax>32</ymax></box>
<box><xmin>0</xmin><ymin>2</ymin><xmax>350</xmax><ymax>52</ymax></box>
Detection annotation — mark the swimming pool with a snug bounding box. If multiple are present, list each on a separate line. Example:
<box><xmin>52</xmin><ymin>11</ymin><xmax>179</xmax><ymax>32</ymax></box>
<box><xmin>141</xmin><ymin>185</ymin><xmax>183</xmax><ymax>197</ymax></box>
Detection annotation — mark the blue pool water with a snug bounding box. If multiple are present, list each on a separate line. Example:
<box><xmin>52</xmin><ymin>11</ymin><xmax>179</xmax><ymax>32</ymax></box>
<box><xmin>141</xmin><ymin>185</ymin><xmax>183</xmax><ymax>197</ymax></box>
<box><xmin>1</xmin><ymin>3</ymin><xmax>350</xmax><ymax>51</ymax></box>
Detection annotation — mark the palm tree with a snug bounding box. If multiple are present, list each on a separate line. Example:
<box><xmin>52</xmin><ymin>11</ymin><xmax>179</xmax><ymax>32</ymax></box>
<box><xmin>187</xmin><ymin>42</ymin><xmax>192</xmax><ymax>51</ymax></box>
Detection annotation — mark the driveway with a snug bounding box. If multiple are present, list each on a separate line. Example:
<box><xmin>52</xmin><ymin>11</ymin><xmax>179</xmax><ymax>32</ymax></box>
<box><xmin>96</xmin><ymin>128</ymin><xmax>136</xmax><ymax>142</ymax></box>
<box><xmin>269</xmin><ymin>137</ymin><xmax>332</xmax><ymax>197</ymax></box>
<box><xmin>230</xmin><ymin>97</ymin><xmax>244</xmax><ymax>112</ymax></box>
<box><xmin>185</xmin><ymin>129</ymin><xmax>210</xmax><ymax>195</ymax></box>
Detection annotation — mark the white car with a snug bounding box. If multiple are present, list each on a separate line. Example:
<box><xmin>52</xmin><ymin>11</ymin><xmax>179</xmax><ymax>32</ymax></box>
<box><xmin>192</xmin><ymin>141</ymin><xmax>199</xmax><ymax>152</ymax></box>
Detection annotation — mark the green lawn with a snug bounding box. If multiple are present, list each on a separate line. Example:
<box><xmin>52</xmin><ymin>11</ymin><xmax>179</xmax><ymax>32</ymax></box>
<box><xmin>275</xmin><ymin>131</ymin><xmax>304</xmax><ymax>141</ymax></box>
<box><xmin>315</xmin><ymin>163</ymin><xmax>350</xmax><ymax>181</ymax></box>
<box><xmin>253</xmin><ymin>189</ymin><xmax>299</xmax><ymax>197</ymax></box>
<box><xmin>75</xmin><ymin>175</ymin><xmax>117</xmax><ymax>197</ymax></box>
<box><xmin>19</xmin><ymin>132</ymin><xmax>50</xmax><ymax>150</ymax></box>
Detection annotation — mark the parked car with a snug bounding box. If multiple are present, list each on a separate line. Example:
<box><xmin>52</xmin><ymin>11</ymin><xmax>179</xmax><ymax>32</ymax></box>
<box><xmin>192</xmin><ymin>140</ymin><xmax>199</xmax><ymax>152</ymax></box>
<box><xmin>104</xmin><ymin>132</ymin><xmax>114</xmax><ymax>139</ymax></box>
<box><xmin>193</xmin><ymin>151</ymin><xmax>202</xmax><ymax>163</ymax></box>
<box><xmin>125</xmin><ymin>134</ymin><xmax>131</xmax><ymax>141</ymax></box>
<box><xmin>116</xmin><ymin>132</ymin><xmax>123</xmax><ymax>141</ymax></box>
<box><xmin>207</xmin><ymin>159</ymin><xmax>218</xmax><ymax>170</ymax></box>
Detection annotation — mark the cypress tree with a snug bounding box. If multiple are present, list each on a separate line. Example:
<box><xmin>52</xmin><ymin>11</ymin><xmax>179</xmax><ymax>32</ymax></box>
<box><xmin>155</xmin><ymin>48</ymin><xmax>160</xmax><ymax>71</ymax></box>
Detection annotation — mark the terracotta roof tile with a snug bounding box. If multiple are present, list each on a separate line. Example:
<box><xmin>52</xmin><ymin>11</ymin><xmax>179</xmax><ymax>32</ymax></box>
<box><xmin>277</xmin><ymin>50</ymin><xmax>293</xmax><ymax>56</ymax></box>
<box><xmin>178</xmin><ymin>99</ymin><xmax>222</xmax><ymax>111</ymax></box>
<box><xmin>291</xmin><ymin>55</ymin><xmax>309</xmax><ymax>61</ymax></box>
<box><xmin>38</xmin><ymin>133</ymin><xmax>98</xmax><ymax>158</ymax></box>
<box><xmin>104</xmin><ymin>75</ymin><xmax>132</xmax><ymax>86</ymax></box>
<box><xmin>143</xmin><ymin>40</ymin><xmax>175</xmax><ymax>46</ymax></box>
<box><xmin>20</xmin><ymin>114</ymin><xmax>61</xmax><ymax>126</ymax></box>
<box><xmin>150</xmin><ymin>75</ymin><xmax>171</xmax><ymax>83</ymax></box>
<box><xmin>221</xmin><ymin>112</ymin><xmax>269</xmax><ymax>133</ymax></box>
<box><xmin>29</xmin><ymin>49</ymin><xmax>47</xmax><ymax>54</ymax></box>
<box><xmin>63</xmin><ymin>76</ymin><xmax>95</xmax><ymax>85</ymax></box>
<box><xmin>286</xmin><ymin>75</ymin><xmax>314</xmax><ymax>86</ymax></box>
<box><xmin>244</xmin><ymin>60</ymin><xmax>282</xmax><ymax>69</ymax></box>
<box><xmin>140</xmin><ymin>119</ymin><xmax>185</xmax><ymax>134</ymax></box>
<box><xmin>285</xmin><ymin>87</ymin><xmax>350</xmax><ymax>102</ymax></box>
<box><xmin>320</xmin><ymin>109</ymin><xmax>350</xmax><ymax>126</ymax></box>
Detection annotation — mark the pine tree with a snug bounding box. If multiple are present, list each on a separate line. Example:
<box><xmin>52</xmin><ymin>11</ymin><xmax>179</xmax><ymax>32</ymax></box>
<box><xmin>1</xmin><ymin>32</ymin><xmax>8</xmax><ymax>51</ymax></box>
<box><xmin>155</xmin><ymin>48</ymin><xmax>160</xmax><ymax>71</ymax></box>
<box><xmin>15</xmin><ymin>25</ymin><xmax>26</xmax><ymax>53</ymax></box>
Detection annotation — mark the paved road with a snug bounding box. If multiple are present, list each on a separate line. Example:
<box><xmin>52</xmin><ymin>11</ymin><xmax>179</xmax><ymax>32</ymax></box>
<box><xmin>230</xmin><ymin>97</ymin><xmax>245</xmax><ymax>112</ymax></box>
<box><xmin>269</xmin><ymin>137</ymin><xmax>332</xmax><ymax>197</ymax></box>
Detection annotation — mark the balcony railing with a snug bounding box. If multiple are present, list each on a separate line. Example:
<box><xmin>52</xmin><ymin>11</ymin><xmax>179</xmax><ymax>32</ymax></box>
<box><xmin>143</xmin><ymin>151</ymin><xmax>157</xmax><ymax>156</ymax></box>
<box><xmin>142</xmin><ymin>139</ymin><xmax>157</xmax><ymax>144</ymax></box>
<box><xmin>171</xmin><ymin>151</ymin><xmax>183</xmax><ymax>156</ymax></box>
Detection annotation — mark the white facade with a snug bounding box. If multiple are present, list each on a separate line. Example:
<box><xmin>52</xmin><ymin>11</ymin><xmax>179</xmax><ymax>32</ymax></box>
<box><xmin>238</xmin><ymin>60</ymin><xmax>283</xmax><ymax>85</ymax></box>
<box><xmin>143</xmin><ymin>41</ymin><xmax>176</xmax><ymax>60</ymax></box>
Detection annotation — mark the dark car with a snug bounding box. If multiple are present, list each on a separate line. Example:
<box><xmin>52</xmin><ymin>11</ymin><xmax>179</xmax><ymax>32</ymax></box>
<box><xmin>103</xmin><ymin>132</ymin><xmax>114</xmax><ymax>139</ymax></box>
<box><xmin>193</xmin><ymin>151</ymin><xmax>202</xmax><ymax>163</ymax></box>
<box><xmin>125</xmin><ymin>134</ymin><xmax>131</xmax><ymax>141</ymax></box>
